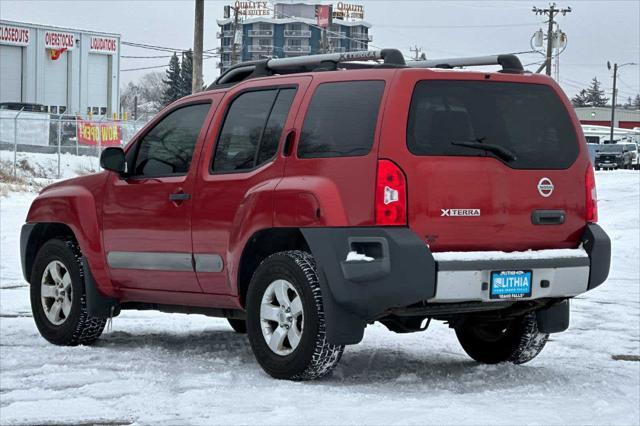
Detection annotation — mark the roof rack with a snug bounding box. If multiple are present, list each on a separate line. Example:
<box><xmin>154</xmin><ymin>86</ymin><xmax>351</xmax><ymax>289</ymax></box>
<box><xmin>208</xmin><ymin>49</ymin><xmax>523</xmax><ymax>88</ymax></box>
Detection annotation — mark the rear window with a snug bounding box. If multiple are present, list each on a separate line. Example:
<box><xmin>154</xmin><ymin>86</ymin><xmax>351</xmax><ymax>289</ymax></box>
<box><xmin>297</xmin><ymin>81</ymin><xmax>384</xmax><ymax>158</ymax></box>
<box><xmin>407</xmin><ymin>81</ymin><xmax>579</xmax><ymax>169</ymax></box>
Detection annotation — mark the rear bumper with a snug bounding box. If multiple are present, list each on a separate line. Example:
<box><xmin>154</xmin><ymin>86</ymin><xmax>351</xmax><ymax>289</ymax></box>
<box><xmin>431</xmin><ymin>248</ymin><xmax>590</xmax><ymax>303</ymax></box>
<box><xmin>302</xmin><ymin>224</ymin><xmax>610</xmax><ymax>345</ymax></box>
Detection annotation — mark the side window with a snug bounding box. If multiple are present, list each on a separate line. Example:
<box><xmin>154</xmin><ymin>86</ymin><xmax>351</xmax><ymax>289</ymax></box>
<box><xmin>212</xmin><ymin>88</ymin><xmax>296</xmax><ymax>173</ymax></box>
<box><xmin>297</xmin><ymin>80</ymin><xmax>385</xmax><ymax>158</ymax></box>
<box><xmin>132</xmin><ymin>103</ymin><xmax>210</xmax><ymax>177</ymax></box>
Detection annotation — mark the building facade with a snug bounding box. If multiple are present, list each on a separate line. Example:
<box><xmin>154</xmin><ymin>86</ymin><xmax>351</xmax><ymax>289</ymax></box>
<box><xmin>574</xmin><ymin>106</ymin><xmax>640</xmax><ymax>130</ymax></box>
<box><xmin>216</xmin><ymin>2</ymin><xmax>371</xmax><ymax>72</ymax></box>
<box><xmin>0</xmin><ymin>20</ymin><xmax>120</xmax><ymax>116</ymax></box>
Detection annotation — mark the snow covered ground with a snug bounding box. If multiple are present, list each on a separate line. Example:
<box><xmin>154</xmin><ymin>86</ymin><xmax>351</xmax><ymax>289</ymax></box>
<box><xmin>0</xmin><ymin>167</ymin><xmax>638</xmax><ymax>425</ymax></box>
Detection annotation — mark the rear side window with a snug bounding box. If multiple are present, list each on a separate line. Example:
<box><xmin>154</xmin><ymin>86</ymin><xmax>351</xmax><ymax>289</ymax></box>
<box><xmin>297</xmin><ymin>81</ymin><xmax>385</xmax><ymax>158</ymax></box>
<box><xmin>407</xmin><ymin>81</ymin><xmax>579</xmax><ymax>169</ymax></box>
<box><xmin>212</xmin><ymin>88</ymin><xmax>296</xmax><ymax>172</ymax></box>
<box><xmin>133</xmin><ymin>103</ymin><xmax>210</xmax><ymax>177</ymax></box>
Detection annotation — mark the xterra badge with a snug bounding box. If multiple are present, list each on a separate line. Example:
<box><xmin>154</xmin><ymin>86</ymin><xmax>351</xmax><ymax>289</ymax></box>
<box><xmin>537</xmin><ymin>177</ymin><xmax>554</xmax><ymax>197</ymax></box>
<box><xmin>441</xmin><ymin>209</ymin><xmax>481</xmax><ymax>217</ymax></box>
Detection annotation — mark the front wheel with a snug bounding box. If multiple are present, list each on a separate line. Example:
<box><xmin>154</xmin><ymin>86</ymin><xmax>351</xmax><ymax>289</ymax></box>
<box><xmin>246</xmin><ymin>250</ymin><xmax>344</xmax><ymax>380</ymax></box>
<box><xmin>30</xmin><ymin>238</ymin><xmax>107</xmax><ymax>346</ymax></box>
<box><xmin>455</xmin><ymin>312</ymin><xmax>548</xmax><ymax>364</ymax></box>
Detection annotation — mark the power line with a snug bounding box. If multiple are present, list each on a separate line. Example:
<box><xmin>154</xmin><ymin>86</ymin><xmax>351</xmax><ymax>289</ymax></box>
<box><xmin>374</xmin><ymin>22</ymin><xmax>540</xmax><ymax>29</ymax></box>
<box><xmin>121</xmin><ymin>55</ymin><xmax>219</xmax><ymax>72</ymax></box>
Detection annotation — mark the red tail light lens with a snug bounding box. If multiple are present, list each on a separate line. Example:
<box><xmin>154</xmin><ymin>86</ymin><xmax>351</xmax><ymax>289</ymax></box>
<box><xmin>375</xmin><ymin>159</ymin><xmax>407</xmax><ymax>226</ymax></box>
<box><xmin>585</xmin><ymin>165</ymin><xmax>598</xmax><ymax>223</ymax></box>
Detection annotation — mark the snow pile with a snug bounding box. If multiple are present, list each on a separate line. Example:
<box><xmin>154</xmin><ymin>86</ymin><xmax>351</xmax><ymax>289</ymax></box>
<box><xmin>0</xmin><ymin>169</ymin><xmax>638</xmax><ymax>425</ymax></box>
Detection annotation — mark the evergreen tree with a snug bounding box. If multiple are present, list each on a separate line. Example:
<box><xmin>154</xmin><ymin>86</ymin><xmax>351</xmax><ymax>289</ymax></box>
<box><xmin>179</xmin><ymin>50</ymin><xmax>194</xmax><ymax>98</ymax></box>
<box><xmin>571</xmin><ymin>89</ymin><xmax>589</xmax><ymax>107</ymax></box>
<box><xmin>162</xmin><ymin>53</ymin><xmax>182</xmax><ymax>106</ymax></box>
<box><xmin>634</xmin><ymin>94</ymin><xmax>640</xmax><ymax>110</ymax></box>
<box><xmin>584</xmin><ymin>77</ymin><xmax>609</xmax><ymax>107</ymax></box>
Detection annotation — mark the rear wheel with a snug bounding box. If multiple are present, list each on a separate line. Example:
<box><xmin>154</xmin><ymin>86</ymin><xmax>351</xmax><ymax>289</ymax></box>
<box><xmin>30</xmin><ymin>238</ymin><xmax>107</xmax><ymax>346</ymax></box>
<box><xmin>455</xmin><ymin>312</ymin><xmax>548</xmax><ymax>364</ymax></box>
<box><xmin>246</xmin><ymin>250</ymin><xmax>344</xmax><ymax>380</ymax></box>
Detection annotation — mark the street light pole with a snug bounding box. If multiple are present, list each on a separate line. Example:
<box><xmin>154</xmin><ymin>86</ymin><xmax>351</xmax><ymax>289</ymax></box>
<box><xmin>607</xmin><ymin>61</ymin><xmax>637</xmax><ymax>143</ymax></box>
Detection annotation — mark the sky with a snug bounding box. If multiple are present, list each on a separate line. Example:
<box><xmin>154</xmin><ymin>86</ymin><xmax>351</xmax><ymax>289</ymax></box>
<box><xmin>1</xmin><ymin>0</ymin><xmax>639</xmax><ymax>99</ymax></box>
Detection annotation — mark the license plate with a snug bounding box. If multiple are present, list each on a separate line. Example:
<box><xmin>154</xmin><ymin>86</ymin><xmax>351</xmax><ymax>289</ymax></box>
<box><xmin>490</xmin><ymin>270</ymin><xmax>532</xmax><ymax>300</ymax></box>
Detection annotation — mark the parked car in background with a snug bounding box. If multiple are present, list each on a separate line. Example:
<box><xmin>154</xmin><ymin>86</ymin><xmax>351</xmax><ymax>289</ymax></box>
<box><xmin>594</xmin><ymin>143</ymin><xmax>635</xmax><ymax>170</ymax></box>
<box><xmin>629</xmin><ymin>143</ymin><xmax>639</xmax><ymax>170</ymax></box>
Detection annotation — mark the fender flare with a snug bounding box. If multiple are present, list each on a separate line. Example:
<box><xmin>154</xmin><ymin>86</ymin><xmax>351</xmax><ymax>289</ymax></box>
<box><xmin>301</xmin><ymin>227</ymin><xmax>436</xmax><ymax>345</ymax></box>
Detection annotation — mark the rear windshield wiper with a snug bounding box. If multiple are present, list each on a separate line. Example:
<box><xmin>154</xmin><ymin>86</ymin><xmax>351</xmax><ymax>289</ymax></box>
<box><xmin>451</xmin><ymin>139</ymin><xmax>518</xmax><ymax>162</ymax></box>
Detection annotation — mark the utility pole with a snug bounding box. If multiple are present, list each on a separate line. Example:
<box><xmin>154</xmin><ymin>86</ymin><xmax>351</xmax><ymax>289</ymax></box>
<box><xmin>532</xmin><ymin>3</ymin><xmax>571</xmax><ymax>76</ymax></box>
<box><xmin>607</xmin><ymin>61</ymin><xmax>638</xmax><ymax>143</ymax></box>
<box><xmin>192</xmin><ymin>0</ymin><xmax>204</xmax><ymax>93</ymax></box>
<box><xmin>410</xmin><ymin>45</ymin><xmax>426</xmax><ymax>61</ymax></box>
<box><xmin>231</xmin><ymin>6</ymin><xmax>240</xmax><ymax>66</ymax></box>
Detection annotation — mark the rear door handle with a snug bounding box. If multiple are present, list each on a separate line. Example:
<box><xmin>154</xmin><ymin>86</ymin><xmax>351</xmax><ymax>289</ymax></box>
<box><xmin>531</xmin><ymin>209</ymin><xmax>565</xmax><ymax>225</ymax></box>
<box><xmin>170</xmin><ymin>192</ymin><xmax>191</xmax><ymax>202</ymax></box>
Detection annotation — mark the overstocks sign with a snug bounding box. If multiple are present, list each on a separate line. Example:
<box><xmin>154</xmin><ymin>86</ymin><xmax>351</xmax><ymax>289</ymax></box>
<box><xmin>76</xmin><ymin>119</ymin><xmax>121</xmax><ymax>147</ymax></box>
<box><xmin>44</xmin><ymin>31</ymin><xmax>75</xmax><ymax>50</ymax></box>
<box><xmin>0</xmin><ymin>24</ymin><xmax>30</xmax><ymax>46</ymax></box>
<box><xmin>90</xmin><ymin>36</ymin><xmax>118</xmax><ymax>54</ymax></box>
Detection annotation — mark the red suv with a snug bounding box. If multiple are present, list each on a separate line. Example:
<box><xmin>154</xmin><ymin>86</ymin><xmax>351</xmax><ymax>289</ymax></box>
<box><xmin>20</xmin><ymin>49</ymin><xmax>610</xmax><ymax>380</ymax></box>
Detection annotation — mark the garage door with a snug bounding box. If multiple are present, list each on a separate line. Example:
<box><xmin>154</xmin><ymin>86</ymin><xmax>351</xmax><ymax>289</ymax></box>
<box><xmin>88</xmin><ymin>53</ymin><xmax>109</xmax><ymax>113</ymax></box>
<box><xmin>0</xmin><ymin>45</ymin><xmax>23</xmax><ymax>102</ymax></box>
<box><xmin>43</xmin><ymin>50</ymin><xmax>68</xmax><ymax>108</ymax></box>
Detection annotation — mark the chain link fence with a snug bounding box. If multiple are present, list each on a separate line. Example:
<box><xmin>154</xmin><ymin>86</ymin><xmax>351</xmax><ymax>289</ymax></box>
<box><xmin>0</xmin><ymin>110</ymin><xmax>147</xmax><ymax>179</ymax></box>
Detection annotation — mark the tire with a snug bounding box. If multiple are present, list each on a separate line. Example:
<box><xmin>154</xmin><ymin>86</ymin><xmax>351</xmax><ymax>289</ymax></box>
<box><xmin>227</xmin><ymin>318</ymin><xmax>247</xmax><ymax>334</ymax></box>
<box><xmin>246</xmin><ymin>250</ymin><xmax>344</xmax><ymax>381</ymax></box>
<box><xmin>30</xmin><ymin>238</ymin><xmax>107</xmax><ymax>346</ymax></box>
<box><xmin>455</xmin><ymin>312</ymin><xmax>548</xmax><ymax>364</ymax></box>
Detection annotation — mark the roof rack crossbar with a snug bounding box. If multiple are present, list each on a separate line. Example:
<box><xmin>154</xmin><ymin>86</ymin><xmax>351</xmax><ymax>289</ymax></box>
<box><xmin>406</xmin><ymin>54</ymin><xmax>523</xmax><ymax>73</ymax></box>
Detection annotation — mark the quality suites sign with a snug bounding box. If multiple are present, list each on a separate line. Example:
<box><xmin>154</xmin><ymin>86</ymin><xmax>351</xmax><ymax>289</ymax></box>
<box><xmin>44</xmin><ymin>31</ymin><xmax>75</xmax><ymax>50</ymax></box>
<box><xmin>0</xmin><ymin>24</ymin><xmax>30</xmax><ymax>46</ymax></box>
<box><xmin>89</xmin><ymin>36</ymin><xmax>118</xmax><ymax>54</ymax></box>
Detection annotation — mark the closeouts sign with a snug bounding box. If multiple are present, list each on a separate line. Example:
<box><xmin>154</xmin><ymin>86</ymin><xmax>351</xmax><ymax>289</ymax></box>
<box><xmin>89</xmin><ymin>36</ymin><xmax>117</xmax><ymax>54</ymax></box>
<box><xmin>0</xmin><ymin>24</ymin><xmax>30</xmax><ymax>46</ymax></box>
<box><xmin>44</xmin><ymin>31</ymin><xmax>75</xmax><ymax>50</ymax></box>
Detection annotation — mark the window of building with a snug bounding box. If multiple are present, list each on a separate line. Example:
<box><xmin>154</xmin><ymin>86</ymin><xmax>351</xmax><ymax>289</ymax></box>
<box><xmin>297</xmin><ymin>81</ymin><xmax>385</xmax><ymax>158</ymax></box>
<box><xmin>212</xmin><ymin>88</ymin><xmax>296</xmax><ymax>172</ymax></box>
<box><xmin>132</xmin><ymin>103</ymin><xmax>210</xmax><ymax>177</ymax></box>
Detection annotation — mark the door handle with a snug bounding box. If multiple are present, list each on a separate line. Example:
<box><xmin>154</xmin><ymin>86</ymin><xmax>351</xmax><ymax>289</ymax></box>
<box><xmin>170</xmin><ymin>191</ymin><xmax>191</xmax><ymax>202</ymax></box>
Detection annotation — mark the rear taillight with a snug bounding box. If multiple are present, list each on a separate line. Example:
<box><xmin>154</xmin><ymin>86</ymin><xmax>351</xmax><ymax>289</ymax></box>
<box><xmin>375</xmin><ymin>159</ymin><xmax>407</xmax><ymax>226</ymax></box>
<box><xmin>585</xmin><ymin>165</ymin><xmax>598</xmax><ymax>223</ymax></box>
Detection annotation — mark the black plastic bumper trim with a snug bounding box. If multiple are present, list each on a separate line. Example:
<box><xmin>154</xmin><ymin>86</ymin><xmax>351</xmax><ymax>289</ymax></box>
<box><xmin>581</xmin><ymin>223</ymin><xmax>611</xmax><ymax>290</ymax></box>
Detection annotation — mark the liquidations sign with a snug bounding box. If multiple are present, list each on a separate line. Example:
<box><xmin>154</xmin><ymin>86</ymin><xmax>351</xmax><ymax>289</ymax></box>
<box><xmin>76</xmin><ymin>119</ymin><xmax>121</xmax><ymax>147</ymax></box>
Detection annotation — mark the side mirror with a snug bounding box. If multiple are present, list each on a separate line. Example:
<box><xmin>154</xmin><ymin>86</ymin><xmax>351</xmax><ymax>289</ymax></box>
<box><xmin>100</xmin><ymin>147</ymin><xmax>127</xmax><ymax>174</ymax></box>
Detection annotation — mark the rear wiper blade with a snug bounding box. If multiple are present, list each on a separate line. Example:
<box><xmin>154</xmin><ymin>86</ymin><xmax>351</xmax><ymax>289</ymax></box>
<box><xmin>451</xmin><ymin>140</ymin><xmax>517</xmax><ymax>162</ymax></box>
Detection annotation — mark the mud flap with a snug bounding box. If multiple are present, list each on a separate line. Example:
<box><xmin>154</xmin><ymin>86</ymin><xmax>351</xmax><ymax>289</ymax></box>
<box><xmin>82</xmin><ymin>258</ymin><xmax>119</xmax><ymax>318</ymax></box>
<box><xmin>536</xmin><ymin>299</ymin><xmax>570</xmax><ymax>333</ymax></box>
